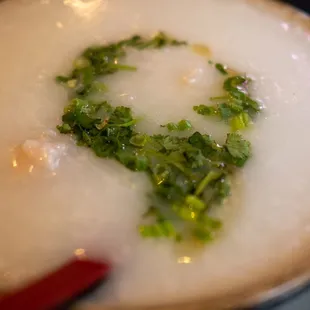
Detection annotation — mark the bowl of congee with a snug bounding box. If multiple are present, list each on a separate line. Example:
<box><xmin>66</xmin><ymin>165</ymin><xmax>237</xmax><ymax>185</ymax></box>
<box><xmin>1</xmin><ymin>0</ymin><xmax>310</xmax><ymax>309</ymax></box>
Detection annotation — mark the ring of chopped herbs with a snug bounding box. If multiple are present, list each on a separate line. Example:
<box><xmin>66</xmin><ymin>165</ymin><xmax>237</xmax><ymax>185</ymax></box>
<box><xmin>56</xmin><ymin>32</ymin><xmax>260</xmax><ymax>243</ymax></box>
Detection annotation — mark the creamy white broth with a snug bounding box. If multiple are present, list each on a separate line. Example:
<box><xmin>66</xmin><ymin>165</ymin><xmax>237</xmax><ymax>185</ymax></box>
<box><xmin>1</xmin><ymin>0</ymin><xmax>310</xmax><ymax>306</ymax></box>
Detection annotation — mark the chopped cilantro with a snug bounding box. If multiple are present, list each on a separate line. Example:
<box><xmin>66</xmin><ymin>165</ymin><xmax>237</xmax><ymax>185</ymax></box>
<box><xmin>194</xmin><ymin>63</ymin><xmax>261</xmax><ymax>130</ymax></box>
<box><xmin>215</xmin><ymin>63</ymin><xmax>228</xmax><ymax>75</ymax></box>
<box><xmin>195</xmin><ymin>171</ymin><xmax>223</xmax><ymax>196</ymax></box>
<box><xmin>161</xmin><ymin>119</ymin><xmax>192</xmax><ymax>132</ymax></box>
<box><xmin>56</xmin><ymin>32</ymin><xmax>187</xmax><ymax>97</ymax></box>
<box><xmin>193</xmin><ymin>105</ymin><xmax>218</xmax><ymax>116</ymax></box>
<box><xmin>230</xmin><ymin>112</ymin><xmax>250</xmax><ymax>132</ymax></box>
<box><xmin>225</xmin><ymin>133</ymin><xmax>252</xmax><ymax>167</ymax></box>
<box><xmin>56</xmin><ymin>32</ymin><xmax>260</xmax><ymax>244</ymax></box>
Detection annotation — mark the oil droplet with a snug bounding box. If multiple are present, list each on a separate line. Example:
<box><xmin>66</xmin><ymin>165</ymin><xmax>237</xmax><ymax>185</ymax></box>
<box><xmin>74</xmin><ymin>248</ymin><xmax>86</xmax><ymax>257</ymax></box>
<box><xmin>56</xmin><ymin>21</ymin><xmax>64</xmax><ymax>29</ymax></box>
<box><xmin>177</xmin><ymin>256</ymin><xmax>192</xmax><ymax>264</ymax></box>
<box><xmin>63</xmin><ymin>0</ymin><xmax>104</xmax><ymax>19</ymax></box>
<box><xmin>12</xmin><ymin>159</ymin><xmax>18</xmax><ymax>168</ymax></box>
<box><xmin>182</xmin><ymin>68</ymin><xmax>204</xmax><ymax>85</ymax></box>
<box><xmin>191</xmin><ymin>44</ymin><xmax>212</xmax><ymax>58</ymax></box>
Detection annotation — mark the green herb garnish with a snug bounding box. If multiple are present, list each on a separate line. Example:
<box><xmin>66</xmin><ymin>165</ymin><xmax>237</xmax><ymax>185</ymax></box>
<box><xmin>161</xmin><ymin>120</ymin><xmax>192</xmax><ymax>132</ymax></box>
<box><xmin>56</xmin><ymin>32</ymin><xmax>187</xmax><ymax>97</ymax></box>
<box><xmin>215</xmin><ymin>63</ymin><xmax>228</xmax><ymax>75</ymax></box>
<box><xmin>56</xmin><ymin>32</ymin><xmax>259</xmax><ymax>244</ymax></box>
<box><xmin>194</xmin><ymin>66</ymin><xmax>261</xmax><ymax>131</ymax></box>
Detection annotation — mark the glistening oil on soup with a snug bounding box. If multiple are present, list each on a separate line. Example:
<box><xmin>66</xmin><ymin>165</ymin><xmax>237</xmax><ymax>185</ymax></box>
<box><xmin>1</xmin><ymin>0</ymin><xmax>310</xmax><ymax>307</ymax></box>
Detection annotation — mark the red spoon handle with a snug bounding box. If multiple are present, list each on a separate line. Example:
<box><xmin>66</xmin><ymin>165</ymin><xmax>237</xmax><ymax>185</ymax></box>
<box><xmin>0</xmin><ymin>259</ymin><xmax>110</xmax><ymax>310</ymax></box>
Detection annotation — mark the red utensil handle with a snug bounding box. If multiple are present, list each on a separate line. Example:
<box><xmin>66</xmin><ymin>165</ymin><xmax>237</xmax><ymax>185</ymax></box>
<box><xmin>0</xmin><ymin>259</ymin><xmax>110</xmax><ymax>310</ymax></box>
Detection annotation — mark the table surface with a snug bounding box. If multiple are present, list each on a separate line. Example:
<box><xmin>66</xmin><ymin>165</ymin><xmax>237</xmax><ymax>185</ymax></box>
<box><xmin>272</xmin><ymin>291</ymin><xmax>310</xmax><ymax>310</ymax></box>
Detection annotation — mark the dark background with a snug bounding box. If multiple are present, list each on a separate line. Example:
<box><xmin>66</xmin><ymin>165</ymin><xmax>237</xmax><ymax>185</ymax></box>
<box><xmin>284</xmin><ymin>0</ymin><xmax>310</xmax><ymax>12</ymax></box>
